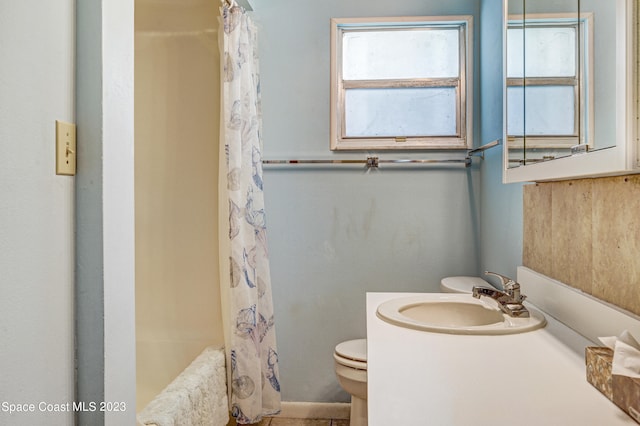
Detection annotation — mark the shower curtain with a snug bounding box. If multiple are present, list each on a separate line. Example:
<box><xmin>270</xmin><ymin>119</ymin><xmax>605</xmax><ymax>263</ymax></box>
<box><xmin>218</xmin><ymin>2</ymin><xmax>281</xmax><ymax>424</ymax></box>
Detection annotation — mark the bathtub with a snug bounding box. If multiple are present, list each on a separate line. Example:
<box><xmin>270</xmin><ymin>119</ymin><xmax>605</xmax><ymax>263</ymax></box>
<box><xmin>137</xmin><ymin>346</ymin><xmax>229</xmax><ymax>426</ymax></box>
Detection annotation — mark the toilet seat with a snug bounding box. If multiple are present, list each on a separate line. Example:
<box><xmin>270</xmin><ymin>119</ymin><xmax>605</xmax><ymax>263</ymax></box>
<box><xmin>334</xmin><ymin>353</ymin><xmax>367</xmax><ymax>370</ymax></box>
<box><xmin>334</xmin><ymin>339</ymin><xmax>367</xmax><ymax>370</ymax></box>
<box><xmin>440</xmin><ymin>276</ymin><xmax>493</xmax><ymax>293</ymax></box>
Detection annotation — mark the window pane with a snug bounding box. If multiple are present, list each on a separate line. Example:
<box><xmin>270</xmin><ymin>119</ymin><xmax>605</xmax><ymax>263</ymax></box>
<box><xmin>343</xmin><ymin>28</ymin><xmax>460</xmax><ymax>80</ymax></box>
<box><xmin>344</xmin><ymin>87</ymin><xmax>457</xmax><ymax>137</ymax></box>
<box><xmin>507</xmin><ymin>27</ymin><xmax>576</xmax><ymax>78</ymax></box>
<box><xmin>507</xmin><ymin>85</ymin><xmax>575</xmax><ymax>136</ymax></box>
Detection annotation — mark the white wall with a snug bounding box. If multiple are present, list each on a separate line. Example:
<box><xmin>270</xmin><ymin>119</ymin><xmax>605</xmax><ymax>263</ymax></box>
<box><xmin>75</xmin><ymin>0</ymin><xmax>136</xmax><ymax>424</ymax></box>
<box><xmin>0</xmin><ymin>1</ymin><xmax>75</xmax><ymax>425</ymax></box>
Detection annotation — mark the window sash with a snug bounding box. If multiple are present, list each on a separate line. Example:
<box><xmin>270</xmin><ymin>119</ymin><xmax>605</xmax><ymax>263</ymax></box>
<box><xmin>342</xmin><ymin>27</ymin><xmax>461</xmax><ymax>80</ymax></box>
<box><xmin>342</xmin><ymin>79</ymin><xmax>462</xmax><ymax>138</ymax></box>
<box><xmin>507</xmin><ymin>77</ymin><xmax>579</xmax><ymax>138</ymax></box>
<box><xmin>506</xmin><ymin>18</ymin><xmax>590</xmax><ymax>148</ymax></box>
<box><xmin>331</xmin><ymin>17</ymin><xmax>471</xmax><ymax>150</ymax></box>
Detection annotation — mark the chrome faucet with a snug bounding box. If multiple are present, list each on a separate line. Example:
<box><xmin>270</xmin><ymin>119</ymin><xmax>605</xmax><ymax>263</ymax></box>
<box><xmin>471</xmin><ymin>271</ymin><xmax>529</xmax><ymax>318</ymax></box>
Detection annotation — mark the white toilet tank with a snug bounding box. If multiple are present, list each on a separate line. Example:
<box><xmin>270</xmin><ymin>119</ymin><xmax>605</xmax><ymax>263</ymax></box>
<box><xmin>440</xmin><ymin>276</ymin><xmax>495</xmax><ymax>294</ymax></box>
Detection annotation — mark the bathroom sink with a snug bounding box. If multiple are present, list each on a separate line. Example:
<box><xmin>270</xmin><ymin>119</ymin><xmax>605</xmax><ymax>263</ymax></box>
<box><xmin>376</xmin><ymin>294</ymin><xmax>546</xmax><ymax>335</ymax></box>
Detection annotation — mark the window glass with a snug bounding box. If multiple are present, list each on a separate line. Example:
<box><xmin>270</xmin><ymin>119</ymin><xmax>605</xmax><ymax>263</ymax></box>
<box><xmin>342</xmin><ymin>29</ymin><xmax>460</xmax><ymax>80</ymax></box>
<box><xmin>345</xmin><ymin>87</ymin><xmax>457</xmax><ymax>137</ymax></box>
<box><xmin>507</xmin><ymin>27</ymin><xmax>576</xmax><ymax>78</ymax></box>
<box><xmin>507</xmin><ymin>86</ymin><xmax>575</xmax><ymax>136</ymax></box>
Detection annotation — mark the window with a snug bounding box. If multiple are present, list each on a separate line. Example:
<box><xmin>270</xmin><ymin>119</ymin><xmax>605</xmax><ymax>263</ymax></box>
<box><xmin>506</xmin><ymin>14</ymin><xmax>593</xmax><ymax>148</ymax></box>
<box><xmin>330</xmin><ymin>16</ymin><xmax>473</xmax><ymax>150</ymax></box>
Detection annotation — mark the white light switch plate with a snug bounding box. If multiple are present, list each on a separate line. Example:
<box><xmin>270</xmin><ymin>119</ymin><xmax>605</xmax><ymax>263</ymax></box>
<box><xmin>56</xmin><ymin>120</ymin><xmax>76</xmax><ymax>176</ymax></box>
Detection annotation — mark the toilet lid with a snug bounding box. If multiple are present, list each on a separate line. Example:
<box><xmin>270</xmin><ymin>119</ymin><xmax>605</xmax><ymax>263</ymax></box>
<box><xmin>335</xmin><ymin>339</ymin><xmax>367</xmax><ymax>362</ymax></box>
<box><xmin>440</xmin><ymin>276</ymin><xmax>493</xmax><ymax>294</ymax></box>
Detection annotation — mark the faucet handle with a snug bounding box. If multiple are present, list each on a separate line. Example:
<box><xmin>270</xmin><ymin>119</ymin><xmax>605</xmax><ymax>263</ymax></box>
<box><xmin>484</xmin><ymin>271</ymin><xmax>526</xmax><ymax>303</ymax></box>
<box><xmin>484</xmin><ymin>271</ymin><xmax>516</xmax><ymax>288</ymax></box>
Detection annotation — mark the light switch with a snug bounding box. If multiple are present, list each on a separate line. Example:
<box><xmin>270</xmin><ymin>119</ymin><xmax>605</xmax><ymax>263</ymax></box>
<box><xmin>56</xmin><ymin>120</ymin><xmax>76</xmax><ymax>176</ymax></box>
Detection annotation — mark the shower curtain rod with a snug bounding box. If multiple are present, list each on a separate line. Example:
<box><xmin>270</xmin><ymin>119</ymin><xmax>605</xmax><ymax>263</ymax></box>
<box><xmin>262</xmin><ymin>139</ymin><xmax>501</xmax><ymax>169</ymax></box>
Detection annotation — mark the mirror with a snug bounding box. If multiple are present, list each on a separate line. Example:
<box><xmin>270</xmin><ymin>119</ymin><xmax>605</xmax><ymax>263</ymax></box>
<box><xmin>503</xmin><ymin>0</ymin><xmax>638</xmax><ymax>182</ymax></box>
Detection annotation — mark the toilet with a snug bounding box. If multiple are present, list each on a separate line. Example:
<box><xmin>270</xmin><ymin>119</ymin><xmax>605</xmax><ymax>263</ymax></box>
<box><xmin>333</xmin><ymin>276</ymin><xmax>495</xmax><ymax>426</ymax></box>
<box><xmin>439</xmin><ymin>276</ymin><xmax>495</xmax><ymax>293</ymax></box>
<box><xmin>333</xmin><ymin>339</ymin><xmax>368</xmax><ymax>426</ymax></box>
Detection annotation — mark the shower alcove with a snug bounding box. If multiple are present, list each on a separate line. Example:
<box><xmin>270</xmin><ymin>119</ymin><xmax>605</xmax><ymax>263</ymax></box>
<box><xmin>134</xmin><ymin>0</ymin><xmax>225</xmax><ymax>412</ymax></box>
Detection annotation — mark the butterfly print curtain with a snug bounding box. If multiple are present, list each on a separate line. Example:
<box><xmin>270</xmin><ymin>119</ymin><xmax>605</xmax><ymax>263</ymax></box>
<box><xmin>218</xmin><ymin>3</ymin><xmax>281</xmax><ymax>423</ymax></box>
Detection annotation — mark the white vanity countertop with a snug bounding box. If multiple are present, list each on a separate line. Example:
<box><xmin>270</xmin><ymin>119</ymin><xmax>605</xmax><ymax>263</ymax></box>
<box><xmin>366</xmin><ymin>292</ymin><xmax>636</xmax><ymax>426</ymax></box>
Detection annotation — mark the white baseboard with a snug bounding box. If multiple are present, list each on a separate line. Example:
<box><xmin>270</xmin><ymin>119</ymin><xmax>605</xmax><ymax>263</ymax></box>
<box><xmin>275</xmin><ymin>401</ymin><xmax>350</xmax><ymax>419</ymax></box>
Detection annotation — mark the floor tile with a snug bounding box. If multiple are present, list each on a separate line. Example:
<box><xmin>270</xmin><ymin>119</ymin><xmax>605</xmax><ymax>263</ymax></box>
<box><xmin>269</xmin><ymin>418</ymin><xmax>332</xmax><ymax>426</ymax></box>
<box><xmin>227</xmin><ymin>416</ymin><xmax>343</xmax><ymax>426</ymax></box>
<box><xmin>226</xmin><ymin>416</ymin><xmax>271</xmax><ymax>426</ymax></box>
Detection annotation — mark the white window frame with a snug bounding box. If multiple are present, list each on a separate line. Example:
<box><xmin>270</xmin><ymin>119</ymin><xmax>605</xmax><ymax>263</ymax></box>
<box><xmin>506</xmin><ymin>13</ymin><xmax>594</xmax><ymax>149</ymax></box>
<box><xmin>330</xmin><ymin>16</ymin><xmax>473</xmax><ymax>151</ymax></box>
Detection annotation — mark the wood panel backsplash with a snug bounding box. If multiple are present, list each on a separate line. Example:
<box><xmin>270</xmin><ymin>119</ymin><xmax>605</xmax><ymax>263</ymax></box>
<box><xmin>523</xmin><ymin>175</ymin><xmax>640</xmax><ymax>316</ymax></box>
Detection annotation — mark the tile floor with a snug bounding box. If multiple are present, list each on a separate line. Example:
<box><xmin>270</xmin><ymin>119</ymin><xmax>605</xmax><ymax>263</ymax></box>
<box><xmin>227</xmin><ymin>417</ymin><xmax>349</xmax><ymax>426</ymax></box>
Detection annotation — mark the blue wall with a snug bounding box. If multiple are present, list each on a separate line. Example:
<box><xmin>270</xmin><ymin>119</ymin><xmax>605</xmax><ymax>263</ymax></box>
<box><xmin>478</xmin><ymin>0</ymin><xmax>524</xmax><ymax>284</ymax></box>
<box><xmin>253</xmin><ymin>0</ymin><xmax>485</xmax><ymax>402</ymax></box>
